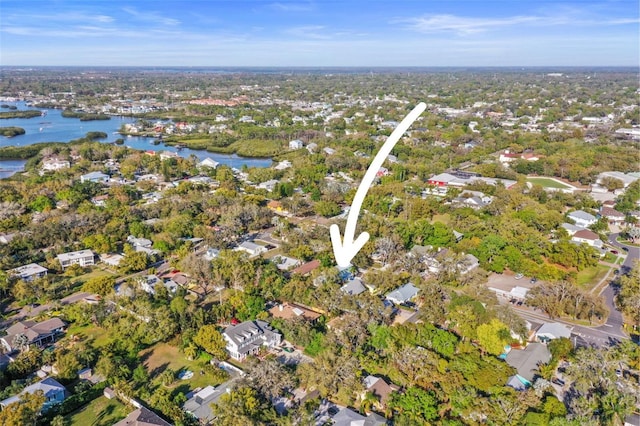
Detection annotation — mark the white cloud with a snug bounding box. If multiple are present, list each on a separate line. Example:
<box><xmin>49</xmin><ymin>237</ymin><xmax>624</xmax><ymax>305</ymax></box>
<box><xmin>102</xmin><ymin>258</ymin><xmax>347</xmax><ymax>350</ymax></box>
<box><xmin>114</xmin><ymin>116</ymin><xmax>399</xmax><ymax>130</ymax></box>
<box><xmin>122</xmin><ymin>7</ymin><xmax>180</xmax><ymax>26</ymax></box>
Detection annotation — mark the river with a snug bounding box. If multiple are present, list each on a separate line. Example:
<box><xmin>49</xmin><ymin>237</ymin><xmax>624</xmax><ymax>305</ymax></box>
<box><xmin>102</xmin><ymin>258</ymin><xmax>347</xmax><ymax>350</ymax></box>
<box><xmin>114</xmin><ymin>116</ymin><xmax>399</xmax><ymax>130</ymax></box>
<box><xmin>0</xmin><ymin>101</ymin><xmax>272</xmax><ymax>177</ymax></box>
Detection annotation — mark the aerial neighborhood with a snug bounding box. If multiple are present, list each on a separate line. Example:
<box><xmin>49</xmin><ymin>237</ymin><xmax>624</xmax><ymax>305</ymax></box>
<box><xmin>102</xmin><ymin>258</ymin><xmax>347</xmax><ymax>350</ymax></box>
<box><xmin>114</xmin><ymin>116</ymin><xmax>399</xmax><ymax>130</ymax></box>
<box><xmin>0</xmin><ymin>68</ymin><xmax>638</xmax><ymax>425</ymax></box>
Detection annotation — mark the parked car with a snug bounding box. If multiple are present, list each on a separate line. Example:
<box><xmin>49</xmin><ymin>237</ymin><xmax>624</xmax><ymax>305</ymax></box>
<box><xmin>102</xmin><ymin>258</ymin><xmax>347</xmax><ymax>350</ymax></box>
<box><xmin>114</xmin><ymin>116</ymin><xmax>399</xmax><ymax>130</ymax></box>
<box><xmin>610</xmin><ymin>249</ymin><xmax>619</xmax><ymax>255</ymax></box>
<box><xmin>515</xmin><ymin>273</ymin><xmax>524</xmax><ymax>280</ymax></box>
<box><xmin>283</xmin><ymin>347</ymin><xmax>294</xmax><ymax>353</ymax></box>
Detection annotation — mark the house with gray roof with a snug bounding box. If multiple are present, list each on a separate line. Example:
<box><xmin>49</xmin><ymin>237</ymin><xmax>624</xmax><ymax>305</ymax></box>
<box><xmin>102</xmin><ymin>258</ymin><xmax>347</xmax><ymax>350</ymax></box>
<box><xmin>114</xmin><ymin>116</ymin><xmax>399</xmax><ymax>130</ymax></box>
<box><xmin>183</xmin><ymin>381</ymin><xmax>235</xmax><ymax>424</ymax></box>
<box><xmin>0</xmin><ymin>377</ymin><xmax>66</xmax><ymax>411</ymax></box>
<box><xmin>567</xmin><ymin>210</ymin><xmax>597</xmax><ymax>228</ymax></box>
<box><xmin>222</xmin><ymin>320</ymin><xmax>281</xmax><ymax>361</ymax></box>
<box><xmin>114</xmin><ymin>406</ymin><xmax>172</xmax><ymax>426</ymax></box>
<box><xmin>1</xmin><ymin>318</ymin><xmax>66</xmax><ymax>353</ymax></box>
<box><xmin>235</xmin><ymin>241</ymin><xmax>267</xmax><ymax>257</ymax></box>
<box><xmin>505</xmin><ymin>343</ymin><xmax>551</xmax><ymax>384</ymax></box>
<box><xmin>80</xmin><ymin>171</ymin><xmax>109</xmax><ymax>183</ymax></box>
<box><xmin>535</xmin><ymin>322</ymin><xmax>572</xmax><ymax>342</ymax></box>
<box><xmin>385</xmin><ymin>283</ymin><xmax>420</xmax><ymax>305</ymax></box>
<box><xmin>7</xmin><ymin>263</ymin><xmax>48</xmax><ymax>282</ymax></box>
<box><xmin>560</xmin><ymin>222</ymin><xmax>582</xmax><ymax>236</ymax></box>
<box><xmin>332</xmin><ymin>407</ymin><xmax>387</xmax><ymax>426</ymax></box>
<box><xmin>340</xmin><ymin>278</ymin><xmax>366</xmax><ymax>296</ymax></box>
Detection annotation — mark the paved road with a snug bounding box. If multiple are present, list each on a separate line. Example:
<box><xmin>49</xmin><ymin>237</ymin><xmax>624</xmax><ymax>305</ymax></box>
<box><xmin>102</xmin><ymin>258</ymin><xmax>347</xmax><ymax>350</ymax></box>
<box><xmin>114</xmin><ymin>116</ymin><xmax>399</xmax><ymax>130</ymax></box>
<box><xmin>512</xmin><ymin>304</ymin><xmax>627</xmax><ymax>348</ymax></box>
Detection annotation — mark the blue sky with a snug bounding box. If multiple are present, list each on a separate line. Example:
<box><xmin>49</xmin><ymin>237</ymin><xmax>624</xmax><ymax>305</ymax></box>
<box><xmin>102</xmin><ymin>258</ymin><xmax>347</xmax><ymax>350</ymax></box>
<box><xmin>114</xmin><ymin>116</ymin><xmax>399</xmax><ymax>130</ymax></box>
<box><xmin>1</xmin><ymin>0</ymin><xmax>638</xmax><ymax>66</ymax></box>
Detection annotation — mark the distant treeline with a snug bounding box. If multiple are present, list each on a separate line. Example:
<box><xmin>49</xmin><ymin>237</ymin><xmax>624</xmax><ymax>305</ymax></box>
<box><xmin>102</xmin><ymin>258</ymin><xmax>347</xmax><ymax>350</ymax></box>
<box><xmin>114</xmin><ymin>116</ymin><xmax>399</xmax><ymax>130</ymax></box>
<box><xmin>61</xmin><ymin>110</ymin><xmax>111</xmax><ymax>121</ymax></box>
<box><xmin>0</xmin><ymin>110</ymin><xmax>42</xmax><ymax>119</ymax></box>
<box><xmin>0</xmin><ymin>131</ymin><xmax>108</xmax><ymax>159</ymax></box>
<box><xmin>0</xmin><ymin>127</ymin><xmax>26</xmax><ymax>137</ymax></box>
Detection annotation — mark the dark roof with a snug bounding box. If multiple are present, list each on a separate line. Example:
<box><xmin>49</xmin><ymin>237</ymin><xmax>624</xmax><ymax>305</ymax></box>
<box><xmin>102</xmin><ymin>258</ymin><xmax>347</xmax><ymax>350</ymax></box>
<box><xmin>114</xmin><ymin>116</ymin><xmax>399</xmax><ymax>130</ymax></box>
<box><xmin>113</xmin><ymin>406</ymin><xmax>172</xmax><ymax>426</ymax></box>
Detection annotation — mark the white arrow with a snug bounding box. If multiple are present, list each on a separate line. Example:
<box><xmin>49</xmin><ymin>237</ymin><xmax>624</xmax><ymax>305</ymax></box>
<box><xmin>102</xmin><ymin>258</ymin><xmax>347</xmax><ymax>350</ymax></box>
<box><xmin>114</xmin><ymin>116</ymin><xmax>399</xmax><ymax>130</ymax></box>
<box><xmin>330</xmin><ymin>102</ymin><xmax>427</xmax><ymax>268</ymax></box>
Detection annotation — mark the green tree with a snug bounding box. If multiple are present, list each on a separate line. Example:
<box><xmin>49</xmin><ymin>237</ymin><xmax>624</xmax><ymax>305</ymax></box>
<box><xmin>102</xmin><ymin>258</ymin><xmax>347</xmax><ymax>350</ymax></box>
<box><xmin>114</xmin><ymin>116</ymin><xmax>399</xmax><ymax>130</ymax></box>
<box><xmin>476</xmin><ymin>319</ymin><xmax>511</xmax><ymax>355</ymax></box>
<box><xmin>193</xmin><ymin>325</ymin><xmax>227</xmax><ymax>360</ymax></box>
<box><xmin>83</xmin><ymin>275</ymin><xmax>115</xmax><ymax>296</ymax></box>
<box><xmin>0</xmin><ymin>390</ymin><xmax>46</xmax><ymax>426</ymax></box>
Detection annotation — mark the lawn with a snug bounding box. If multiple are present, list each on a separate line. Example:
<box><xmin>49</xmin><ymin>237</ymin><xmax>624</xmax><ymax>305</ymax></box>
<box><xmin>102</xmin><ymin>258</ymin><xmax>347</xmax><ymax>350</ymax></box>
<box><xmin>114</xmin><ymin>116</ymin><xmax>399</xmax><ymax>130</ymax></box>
<box><xmin>431</xmin><ymin>213</ymin><xmax>451</xmax><ymax>226</ymax></box>
<box><xmin>64</xmin><ymin>323</ymin><xmax>112</xmax><ymax>348</ymax></box>
<box><xmin>576</xmin><ymin>264</ymin><xmax>610</xmax><ymax>289</ymax></box>
<box><xmin>67</xmin><ymin>396</ymin><xmax>129</xmax><ymax>426</ymax></box>
<box><xmin>70</xmin><ymin>268</ymin><xmax>116</xmax><ymax>287</ymax></box>
<box><xmin>526</xmin><ymin>177</ymin><xmax>572</xmax><ymax>189</ymax></box>
<box><xmin>140</xmin><ymin>342</ymin><xmax>229</xmax><ymax>391</ymax></box>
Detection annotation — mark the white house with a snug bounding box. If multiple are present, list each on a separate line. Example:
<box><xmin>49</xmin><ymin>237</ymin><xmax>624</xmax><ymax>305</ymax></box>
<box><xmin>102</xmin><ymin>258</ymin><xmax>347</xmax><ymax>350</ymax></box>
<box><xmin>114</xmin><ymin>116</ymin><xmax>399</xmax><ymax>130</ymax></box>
<box><xmin>289</xmin><ymin>139</ymin><xmax>304</xmax><ymax>150</ymax></box>
<box><xmin>567</xmin><ymin>210</ymin><xmax>597</xmax><ymax>228</ymax></box>
<box><xmin>41</xmin><ymin>157</ymin><xmax>70</xmax><ymax>172</ymax></box>
<box><xmin>222</xmin><ymin>320</ymin><xmax>282</xmax><ymax>360</ymax></box>
<box><xmin>80</xmin><ymin>171</ymin><xmax>109</xmax><ymax>183</ymax></box>
<box><xmin>57</xmin><ymin>250</ymin><xmax>95</xmax><ymax>269</ymax></box>
<box><xmin>235</xmin><ymin>241</ymin><xmax>267</xmax><ymax>257</ymax></box>
<box><xmin>571</xmin><ymin>229</ymin><xmax>603</xmax><ymax>248</ymax></box>
<box><xmin>197</xmin><ymin>158</ymin><xmax>220</xmax><ymax>169</ymax></box>
<box><xmin>258</xmin><ymin>179</ymin><xmax>279</xmax><ymax>192</ymax></box>
<box><xmin>7</xmin><ymin>263</ymin><xmax>48</xmax><ymax>282</ymax></box>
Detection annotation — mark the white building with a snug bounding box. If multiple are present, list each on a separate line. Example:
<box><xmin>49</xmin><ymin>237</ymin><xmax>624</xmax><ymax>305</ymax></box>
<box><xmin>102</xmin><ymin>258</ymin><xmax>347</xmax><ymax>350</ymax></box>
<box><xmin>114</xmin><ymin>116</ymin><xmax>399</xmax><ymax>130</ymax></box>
<box><xmin>235</xmin><ymin>241</ymin><xmax>267</xmax><ymax>257</ymax></box>
<box><xmin>567</xmin><ymin>210</ymin><xmax>597</xmax><ymax>228</ymax></box>
<box><xmin>8</xmin><ymin>263</ymin><xmax>48</xmax><ymax>282</ymax></box>
<box><xmin>289</xmin><ymin>139</ymin><xmax>304</xmax><ymax>150</ymax></box>
<box><xmin>222</xmin><ymin>320</ymin><xmax>281</xmax><ymax>360</ymax></box>
<box><xmin>57</xmin><ymin>250</ymin><xmax>95</xmax><ymax>269</ymax></box>
<box><xmin>80</xmin><ymin>171</ymin><xmax>109</xmax><ymax>183</ymax></box>
<box><xmin>41</xmin><ymin>157</ymin><xmax>71</xmax><ymax>172</ymax></box>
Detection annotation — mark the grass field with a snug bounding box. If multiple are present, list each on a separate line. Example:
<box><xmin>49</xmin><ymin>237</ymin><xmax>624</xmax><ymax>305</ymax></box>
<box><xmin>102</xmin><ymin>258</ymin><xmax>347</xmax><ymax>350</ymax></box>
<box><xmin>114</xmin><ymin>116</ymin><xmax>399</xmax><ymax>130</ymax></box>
<box><xmin>431</xmin><ymin>213</ymin><xmax>451</xmax><ymax>226</ymax></box>
<box><xmin>67</xmin><ymin>396</ymin><xmax>129</xmax><ymax>426</ymax></box>
<box><xmin>65</xmin><ymin>323</ymin><xmax>112</xmax><ymax>348</ymax></box>
<box><xmin>140</xmin><ymin>342</ymin><xmax>229</xmax><ymax>391</ymax></box>
<box><xmin>527</xmin><ymin>177</ymin><xmax>573</xmax><ymax>189</ymax></box>
<box><xmin>70</xmin><ymin>268</ymin><xmax>116</xmax><ymax>287</ymax></box>
<box><xmin>576</xmin><ymin>264</ymin><xmax>610</xmax><ymax>289</ymax></box>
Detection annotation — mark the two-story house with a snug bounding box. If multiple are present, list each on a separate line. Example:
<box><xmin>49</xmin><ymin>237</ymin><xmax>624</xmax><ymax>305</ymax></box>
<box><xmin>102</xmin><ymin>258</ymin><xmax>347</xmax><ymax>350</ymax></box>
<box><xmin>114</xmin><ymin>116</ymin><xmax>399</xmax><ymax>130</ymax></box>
<box><xmin>222</xmin><ymin>320</ymin><xmax>281</xmax><ymax>361</ymax></box>
<box><xmin>56</xmin><ymin>249</ymin><xmax>95</xmax><ymax>269</ymax></box>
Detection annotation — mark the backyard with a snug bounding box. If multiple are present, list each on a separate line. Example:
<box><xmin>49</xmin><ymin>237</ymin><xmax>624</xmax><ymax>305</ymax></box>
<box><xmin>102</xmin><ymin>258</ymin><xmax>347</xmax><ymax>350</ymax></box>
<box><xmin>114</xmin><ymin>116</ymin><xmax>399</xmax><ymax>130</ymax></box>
<box><xmin>67</xmin><ymin>396</ymin><xmax>129</xmax><ymax>426</ymax></box>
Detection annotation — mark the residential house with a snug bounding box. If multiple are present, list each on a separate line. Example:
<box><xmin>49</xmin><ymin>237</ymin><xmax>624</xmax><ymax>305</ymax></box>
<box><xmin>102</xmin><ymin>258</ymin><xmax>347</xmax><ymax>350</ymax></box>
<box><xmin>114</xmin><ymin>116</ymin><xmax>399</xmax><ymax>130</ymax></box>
<box><xmin>57</xmin><ymin>249</ymin><xmax>95</xmax><ymax>269</ymax></box>
<box><xmin>560</xmin><ymin>223</ymin><xmax>583</xmax><ymax>236</ymax></box>
<box><xmin>100</xmin><ymin>253</ymin><xmax>123</xmax><ymax>267</ymax></box>
<box><xmin>451</xmin><ymin>190</ymin><xmax>493</xmax><ymax>210</ymax></box>
<box><xmin>183</xmin><ymin>382</ymin><xmax>235</xmax><ymax>424</ymax></box>
<box><xmin>1</xmin><ymin>318</ymin><xmax>66</xmax><ymax>353</ymax></box>
<box><xmin>362</xmin><ymin>375</ymin><xmax>399</xmax><ymax>409</ymax></box>
<box><xmin>289</xmin><ymin>139</ymin><xmax>304</xmax><ymax>150</ymax></box>
<box><xmin>222</xmin><ymin>320</ymin><xmax>282</xmax><ymax>361</ymax></box>
<box><xmin>567</xmin><ymin>210</ymin><xmax>597</xmax><ymax>228</ymax></box>
<box><xmin>269</xmin><ymin>303</ymin><xmax>321</xmax><ymax>322</ymax></box>
<box><xmin>331</xmin><ymin>407</ymin><xmax>387</xmax><ymax>426</ymax></box>
<box><xmin>457</xmin><ymin>254</ymin><xmax>480</xmax><ymax>274</ymax></box>
<box><xmin>274</xmin><ymin>160</ymin><xmax>292</xmax><ymax>171</ymax></box>
<box><xmin>113</xmin><ymin>406</ymin><xmax>172</xmax><ymax>426</ymax></box>
<box><xmin>323</xmin><ymin>147</ymin><xmax>336</xmax><ymax>155</ymax></box>
<box><xmin>306</xmin><ymin>142</ymin><xmax>318</xmax><ymax>153</ymax></box>
<box><xmin>340</xmin><ymin>278</ymin><xmax>366</xmax><ymax>296</ymax></box>
<box><xmin>505</xmin><ymin>343</ymin><xmax>551</xmax><ymax>386</ymax></box>
<box><xmin>571</xmin><ymin>229</ymin><xmax>603</xmax><ymax>248</ymax></box>
<box><xmin>599</xmin><ymin>206</ymin><xmax>625</xmax><ymax>225</ymax></box>
<box><xmin>535</xmin><ymin>322</ymin><xmax>572</xmax><ymax>342</ymax></box>
<box><xmin>159</xmin><ymin>151</ymin><xmax>180</xmax><ymax>161</ymax></box>
<box><xmin>7</xmin><ymin>263</ymin><xmax>47</xmax><ymax>282</ymax></box>
<box><xmin>291</xmin><ymin>259</ymin><xmax>321</xmax><ymax>276</ymax></box>
<box><xmin>137</xmin><ymin>275</ymin><xmax>177</xmax><ymax>296</ymax></box>
<box><xmin>596</xmin><ymin>171</ymin><xmax>639</xmax><ymax>189</ymax></box>
<box><xmin>0</xmin><ymin>377</ymin><xmax>67</xmax><ymax>412</ymax></box>
<box><xmin>385</xmin><ymin>283</ymin><xmax>420</xmax><ymax>305</ymax></box>
<box><xmin>80</xmin><ymin>171</ymin><xmax>109</xmax><ymax>183</ymax></box>
<box><xmin>272</xmin><ymin>256</ymin><xmax>301</xmax><ymax>271</ymax></box>
<box><xmin>90</xmin><ymin>195</ymin><xmax>109</xmax><ymax>207</ymax></box>
<box><xmin>41</xmin><ymin>156</ymin><xmax>70</xmax><ymax>172</ymax></box>
<box><xmin>235</xmin><ymin>241</ymin><xmax>267</xmax><ymax>257</ymax></box>
<box><xmin>198</xmin><ymin>157</ymin><xmax>220</xmax><ymax>169</ymax></box>
<box><xmin>258</xmin><ymin>179</ymin><xmax>279</xmax><ymax>192</ymax></box>
<box><xmin>127</xmin><ymin>235</ymin><xmax>158</xmax><ymax>256</ymax></box>
<box><xmin>203</xmin><ymin>247</ymin><xmax>220</xmax><ymax>261</ymax></box>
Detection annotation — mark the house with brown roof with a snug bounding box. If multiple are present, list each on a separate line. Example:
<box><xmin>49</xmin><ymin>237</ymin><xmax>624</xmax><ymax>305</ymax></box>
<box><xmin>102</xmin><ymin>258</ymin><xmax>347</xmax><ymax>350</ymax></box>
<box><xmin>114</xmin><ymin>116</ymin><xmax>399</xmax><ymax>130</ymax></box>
<box><xmin>291</xmin><ymin>259</ymin><xmax>321</xmax><ymax>276</ymax></box>
<box><xmin>599</xmin><ymin>206</ymin><xmax>625</xmax><ymax>225</ymax></box>
<box><xmin>113</xmin><ymin>406</ymin><xmax>172</xmax><ymax>426</ymax></box>
<box><xmin>269</xmin><ymin>303</ymin><xmax>321</xmax><ymax>323</ymax></box>
<box><xmin>1</xmin><ymin>318</ymin><xmax>65</xmax><ymax>353</ymax></box>
<box><xmin>571</xmin><ymin>229</ymin><xmax>603</xmax><ymax>248</ymax></box>
<box><xmin>362</xmin><ymin>375</ymin><xmax>400</xmax><ymax>409</ymax></box>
